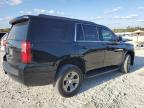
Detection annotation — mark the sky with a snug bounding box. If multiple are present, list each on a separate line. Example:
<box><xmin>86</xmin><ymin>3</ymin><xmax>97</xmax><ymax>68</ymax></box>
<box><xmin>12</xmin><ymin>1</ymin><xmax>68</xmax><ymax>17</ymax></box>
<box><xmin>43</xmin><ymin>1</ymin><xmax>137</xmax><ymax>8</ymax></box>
<box><xmin>0</xmin><ymin>0</ymin><xmax>144</xmax><ymax>29</ymax></box>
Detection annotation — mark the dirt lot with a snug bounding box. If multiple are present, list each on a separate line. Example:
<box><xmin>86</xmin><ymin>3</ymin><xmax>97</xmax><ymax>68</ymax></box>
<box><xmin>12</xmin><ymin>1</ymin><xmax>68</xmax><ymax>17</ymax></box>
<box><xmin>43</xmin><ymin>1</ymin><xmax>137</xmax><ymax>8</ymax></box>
<box><xmin>0</xmin><ymin>49</ymin><xmax>144</xmax><ymax>108</ymax></box>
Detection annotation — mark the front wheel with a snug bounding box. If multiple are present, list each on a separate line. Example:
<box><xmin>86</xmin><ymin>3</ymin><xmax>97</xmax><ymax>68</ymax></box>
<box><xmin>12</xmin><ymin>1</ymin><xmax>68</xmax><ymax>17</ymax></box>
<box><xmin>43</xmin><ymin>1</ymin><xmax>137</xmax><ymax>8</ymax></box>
<box><xmin>120</xmin><ymin>54</ymin><xmax>131</xmax><ymax>73</ymax></box>
<box><xmin>55</xmin><ymin>64</ymin><xmax>83</xmax><ymax>97</ymax></box>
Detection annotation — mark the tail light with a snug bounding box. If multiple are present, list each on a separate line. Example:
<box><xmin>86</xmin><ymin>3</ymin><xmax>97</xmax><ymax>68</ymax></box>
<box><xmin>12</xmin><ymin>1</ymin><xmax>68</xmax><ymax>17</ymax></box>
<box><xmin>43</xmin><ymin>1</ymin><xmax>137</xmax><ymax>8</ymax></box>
<box><xmin>21</xmin><ymin>41</ymin><xmax>32</xmax><ymax>64</ymax></box>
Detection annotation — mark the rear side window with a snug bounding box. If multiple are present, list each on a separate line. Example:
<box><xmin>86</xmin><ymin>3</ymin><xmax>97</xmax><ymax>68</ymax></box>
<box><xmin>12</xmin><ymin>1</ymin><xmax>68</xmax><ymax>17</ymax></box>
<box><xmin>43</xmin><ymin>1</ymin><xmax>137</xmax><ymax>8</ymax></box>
<box><xmin>8</xmin><ymin>22</ymin><xmax>29</xmax><ymax>41</ymax></box>
<box><xmin>76</xmin><ymin>24</ymin><xmax>99</xmax><ymax>41</ymax></box>
<box><xmin>83</xmin><ymin>24</ymin><xmax>98</xmax><ymax>41</ymax></box>
<box><xmin>30</xmin><ymin>19</ymin><xmax>74</xmax><ymax>41</ymax></box>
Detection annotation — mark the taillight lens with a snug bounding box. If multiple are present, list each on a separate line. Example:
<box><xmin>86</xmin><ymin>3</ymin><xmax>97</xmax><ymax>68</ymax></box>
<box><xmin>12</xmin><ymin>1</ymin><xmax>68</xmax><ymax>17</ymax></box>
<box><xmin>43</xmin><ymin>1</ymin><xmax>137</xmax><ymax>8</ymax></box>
<box><xmin>21</xmin><ymin>41</ymin><xmax>32</xmax><ymax>64</ymax></box>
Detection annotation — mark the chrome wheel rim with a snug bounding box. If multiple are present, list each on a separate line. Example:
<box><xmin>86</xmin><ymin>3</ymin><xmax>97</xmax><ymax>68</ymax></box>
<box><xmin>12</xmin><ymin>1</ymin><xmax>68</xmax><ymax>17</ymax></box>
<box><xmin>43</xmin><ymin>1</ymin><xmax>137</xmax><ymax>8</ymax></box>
<box><xmin>63</xmin><ymin>71</ymin><xmax>80</xmax><ymax>93</ymax></box>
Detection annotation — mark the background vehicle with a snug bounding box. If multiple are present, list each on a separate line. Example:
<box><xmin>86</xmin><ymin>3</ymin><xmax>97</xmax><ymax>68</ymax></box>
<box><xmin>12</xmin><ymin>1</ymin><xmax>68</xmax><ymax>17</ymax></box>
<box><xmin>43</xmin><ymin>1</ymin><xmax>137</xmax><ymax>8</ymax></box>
<box><xmin>0</xmin><ymin>32</ymin><xmax>6</xmax><ymax>47</ymax></box>
<box><xmin>136</xmin><ymin>42</ymin><xmax>144</xmax><ymax>47</ymax></box>
<box><xmin>3</xmin><ymin>15</ymin><xmax>135</xmax><ymax>97</ymax></box>
<box><xmin>1</xmin><ymin>33</ymin><xmax>8</xmax><ymax>51</ymax></box>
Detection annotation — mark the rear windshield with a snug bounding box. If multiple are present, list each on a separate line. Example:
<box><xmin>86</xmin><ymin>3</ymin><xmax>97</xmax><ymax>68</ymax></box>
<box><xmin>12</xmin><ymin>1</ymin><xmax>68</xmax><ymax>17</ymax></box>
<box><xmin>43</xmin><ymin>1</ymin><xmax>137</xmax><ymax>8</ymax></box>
<box><xmin>8</xmin><ymin>21</ymin><xmax>29</xmax><ymax>41</ymax></box>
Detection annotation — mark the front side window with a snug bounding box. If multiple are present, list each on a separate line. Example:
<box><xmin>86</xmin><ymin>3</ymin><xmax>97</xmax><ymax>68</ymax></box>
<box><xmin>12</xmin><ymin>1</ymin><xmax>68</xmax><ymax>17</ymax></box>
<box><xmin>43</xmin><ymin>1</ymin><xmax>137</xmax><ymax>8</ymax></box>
<box><xmin>83</xmin><ymin>24</ymin><xmax>98</xmax><ymax>41</ymax></box>
<box><xmin>99</xmin><ymin>27</ymin><xmax>114</xmax><ymax>41</ymax></box>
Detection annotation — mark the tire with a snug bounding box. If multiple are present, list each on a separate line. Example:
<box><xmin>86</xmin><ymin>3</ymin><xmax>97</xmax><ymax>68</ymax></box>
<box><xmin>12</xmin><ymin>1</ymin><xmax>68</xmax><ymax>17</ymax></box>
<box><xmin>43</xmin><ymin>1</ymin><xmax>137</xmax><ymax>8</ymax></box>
<box><xmin>120</xmin><ymin>54</ymin><xmax>131</xmax><ymax>73</ymax></box>
<box><xmin>55</xmin><ymin>64</ymin><xmax>83</xmax><ymax>97</ymax></box>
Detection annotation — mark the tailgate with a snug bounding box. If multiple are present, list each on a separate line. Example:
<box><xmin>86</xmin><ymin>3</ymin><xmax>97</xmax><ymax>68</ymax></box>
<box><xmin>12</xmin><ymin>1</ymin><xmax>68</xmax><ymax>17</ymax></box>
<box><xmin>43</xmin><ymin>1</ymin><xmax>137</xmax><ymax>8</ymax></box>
<box><xmin>5</xmin><ymin>21</ymin><xmax>29</xmax><ymax>66</ymax></box>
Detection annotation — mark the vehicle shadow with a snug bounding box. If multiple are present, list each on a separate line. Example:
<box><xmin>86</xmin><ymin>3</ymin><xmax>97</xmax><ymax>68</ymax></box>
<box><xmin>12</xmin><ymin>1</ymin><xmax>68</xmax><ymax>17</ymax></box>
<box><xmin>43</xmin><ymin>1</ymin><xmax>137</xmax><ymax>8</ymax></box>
<box><xmin>80</xmin><ymin>56</ymin><xmax>144</xmax><ymax>94</ymax></box>
<box><xmin>130</xmin><ymin>56</ymin><xmax>144</xmax><ymax>72</ymax></box>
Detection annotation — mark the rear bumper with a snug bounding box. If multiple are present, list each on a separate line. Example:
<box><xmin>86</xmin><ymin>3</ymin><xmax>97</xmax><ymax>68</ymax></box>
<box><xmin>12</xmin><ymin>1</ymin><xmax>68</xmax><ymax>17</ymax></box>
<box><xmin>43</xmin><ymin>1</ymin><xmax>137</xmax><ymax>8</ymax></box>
<box><xmin>3</xmin><ymin>61</ymin><xmax>56</xmax><ymax>86</ymax></box>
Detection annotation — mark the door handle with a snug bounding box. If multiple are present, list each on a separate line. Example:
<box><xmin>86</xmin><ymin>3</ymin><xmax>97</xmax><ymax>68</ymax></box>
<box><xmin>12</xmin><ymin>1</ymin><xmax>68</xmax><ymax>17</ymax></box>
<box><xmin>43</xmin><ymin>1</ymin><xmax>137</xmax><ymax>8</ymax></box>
<box><xmin>106</xmin><ymin>42</ymin><xmax>118</xmax><ymax>45</ymax></box>
<box><xmin>81</xmin><ymin>46</ymin><xmax>88</xmax><ymax>49</ymax></box>
<box><xmin>114</xmin><ymin>49</ymin><xmax>123</xmax><ymax>52</ymax></box>
<box><xmin>106</xmin><ymin>46</ymin><xmax>110</xmax><ymax>48</ymax></box>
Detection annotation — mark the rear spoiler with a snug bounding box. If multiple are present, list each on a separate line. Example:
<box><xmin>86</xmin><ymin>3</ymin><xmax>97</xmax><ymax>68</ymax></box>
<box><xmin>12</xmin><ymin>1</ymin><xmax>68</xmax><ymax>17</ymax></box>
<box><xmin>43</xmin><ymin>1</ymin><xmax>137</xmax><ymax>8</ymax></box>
<box><xmin>9</xmin><ymin>15</ymin><xmax>32</xmax><ymax>25</ymax></box>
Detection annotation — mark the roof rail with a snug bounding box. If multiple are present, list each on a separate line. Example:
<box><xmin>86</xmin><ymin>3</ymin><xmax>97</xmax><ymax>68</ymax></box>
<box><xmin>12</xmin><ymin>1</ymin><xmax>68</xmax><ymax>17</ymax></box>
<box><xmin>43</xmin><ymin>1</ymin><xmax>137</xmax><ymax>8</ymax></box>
<box><xmin>38</xmin><ymin>14</ymin><xmax>67</xmax><ymax>19</ymax></box>
<box><xmin>38</xmin><ymin>14</ymin><xmax>96</xmax><ymax>25</ymax></box>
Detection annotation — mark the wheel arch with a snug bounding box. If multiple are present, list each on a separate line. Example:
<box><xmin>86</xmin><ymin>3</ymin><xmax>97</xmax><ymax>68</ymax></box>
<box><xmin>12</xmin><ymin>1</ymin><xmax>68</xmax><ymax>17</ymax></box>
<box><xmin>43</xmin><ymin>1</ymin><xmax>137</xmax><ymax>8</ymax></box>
<box><xmin>53</xmin><ymin>57</ymin><xmax>86</xmax><ymax>86</ymax></box>
<box><xmin>56</xmin><ymin>57</ymin><xmax>86</xmax><ymax>74</ymax></box>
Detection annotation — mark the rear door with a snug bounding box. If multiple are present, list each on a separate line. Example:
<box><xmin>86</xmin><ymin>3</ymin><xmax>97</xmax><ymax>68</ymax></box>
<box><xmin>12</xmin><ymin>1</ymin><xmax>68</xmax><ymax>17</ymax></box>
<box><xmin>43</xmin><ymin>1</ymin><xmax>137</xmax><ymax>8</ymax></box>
<box><xmin>76</xmin><ymin>24</ymin><xmax>105</xmax><ymax>72</ymax></box>
<box><xmin>98</xmin><ymin>26</ymin><xmax>124</xmax><ymax>66</ymax></box>
<box><xmin>5</xmin><ymin>21</ymin><xmax>29</xmax><ymax>66</ymax></box>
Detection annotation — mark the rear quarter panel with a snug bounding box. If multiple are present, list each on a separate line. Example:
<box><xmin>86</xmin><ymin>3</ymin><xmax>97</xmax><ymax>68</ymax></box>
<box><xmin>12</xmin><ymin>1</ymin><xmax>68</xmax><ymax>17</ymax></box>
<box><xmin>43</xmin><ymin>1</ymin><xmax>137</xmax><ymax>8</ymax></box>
<box><xmin>31</xmin><ymin>41</ymin><xmax>78</xmax><ymax>67</ymax></box>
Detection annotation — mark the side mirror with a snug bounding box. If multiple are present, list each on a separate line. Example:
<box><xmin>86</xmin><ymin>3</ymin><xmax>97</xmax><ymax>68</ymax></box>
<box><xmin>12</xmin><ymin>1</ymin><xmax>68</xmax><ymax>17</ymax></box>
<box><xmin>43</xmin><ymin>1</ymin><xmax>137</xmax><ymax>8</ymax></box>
<box><xmin>118</xmin><ymin>36</ymin><xmax>123</xmax><ymax>41</ymax></box>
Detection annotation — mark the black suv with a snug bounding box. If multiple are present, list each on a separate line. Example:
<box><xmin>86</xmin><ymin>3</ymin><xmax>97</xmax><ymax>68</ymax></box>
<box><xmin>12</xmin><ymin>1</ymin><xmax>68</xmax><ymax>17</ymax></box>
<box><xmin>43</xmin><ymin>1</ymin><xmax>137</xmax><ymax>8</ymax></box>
<box><xmin>3</xmin><ymin>14</ymin><xmax>135</xmax><ymax>97</ymax></box>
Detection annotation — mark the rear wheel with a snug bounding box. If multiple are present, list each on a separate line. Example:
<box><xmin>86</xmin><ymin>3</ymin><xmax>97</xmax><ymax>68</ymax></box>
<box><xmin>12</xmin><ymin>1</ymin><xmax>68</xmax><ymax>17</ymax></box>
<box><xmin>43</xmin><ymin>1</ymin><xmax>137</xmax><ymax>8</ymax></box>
<box><xmin>121</xmin><ymin>54</ymin><xmax>131</xmax><ymax>73</ymax></box>
<box><xmin>55</xmin><ymin>64</ymin><xmax>83</xmax><ymax>97</ymax></box>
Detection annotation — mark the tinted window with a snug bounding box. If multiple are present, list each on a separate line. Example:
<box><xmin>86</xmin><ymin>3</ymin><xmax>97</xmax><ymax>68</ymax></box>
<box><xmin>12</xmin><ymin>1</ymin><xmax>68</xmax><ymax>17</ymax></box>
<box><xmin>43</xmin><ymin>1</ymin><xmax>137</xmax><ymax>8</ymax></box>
<box><xmin>31</xmin><ymin>19</ymin><xmax>74</xmax><ymax>41</ymax></box>
<box><xmin>76</xmin><ymin>24</ymin><xmax>84</xmax><ymax>40</ymax></box>
<box><xmin>0</xmin><ymin>33</ymin><xmax>6</xmax><ymax>39</ymax></box>
<box><xmin>99</xmin><ymin>27</ymin><xmax>114</xmax><ymax>41</ymax></box>
<box><xmin>8</xmin><ymin>22</ymin><xmax>28</xmax><ymax>41</ymax></box>
<box><xmin>83</xmin><ymin>24</ymin><xmax>98</xmax><ymax>41</ymax></box>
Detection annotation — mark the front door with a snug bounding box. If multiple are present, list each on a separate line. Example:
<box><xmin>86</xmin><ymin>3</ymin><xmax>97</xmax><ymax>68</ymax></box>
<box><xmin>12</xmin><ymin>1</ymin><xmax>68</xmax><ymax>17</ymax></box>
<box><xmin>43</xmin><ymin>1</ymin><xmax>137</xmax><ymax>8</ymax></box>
<box><xmin>98</xmin><ymin>26</ymin><xmax>124</xmax><ymax>66</ymax></box>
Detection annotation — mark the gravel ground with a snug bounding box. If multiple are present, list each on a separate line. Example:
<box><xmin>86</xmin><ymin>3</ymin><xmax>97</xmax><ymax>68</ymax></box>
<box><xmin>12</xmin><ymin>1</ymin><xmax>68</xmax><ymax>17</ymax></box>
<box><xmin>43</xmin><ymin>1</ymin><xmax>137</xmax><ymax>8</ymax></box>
<box><xmin>0</xmin><ymin>49</ymin><xmax>144</xmax><ymax>108</ymax></box>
